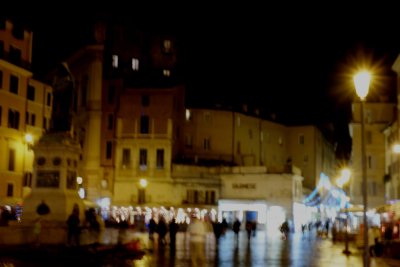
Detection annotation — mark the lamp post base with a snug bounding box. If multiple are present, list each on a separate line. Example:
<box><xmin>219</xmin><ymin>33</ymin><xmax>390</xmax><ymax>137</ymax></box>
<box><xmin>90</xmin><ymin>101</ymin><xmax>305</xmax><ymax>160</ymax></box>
<box><xmin>342</xmin><ymin>249</ymin><xmax>352</xmax><ymax>255</ymax></box>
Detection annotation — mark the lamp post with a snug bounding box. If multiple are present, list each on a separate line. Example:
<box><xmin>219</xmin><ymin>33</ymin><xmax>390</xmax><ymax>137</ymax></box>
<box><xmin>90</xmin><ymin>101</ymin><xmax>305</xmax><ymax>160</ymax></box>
<box><xmin>337</xmin><ymin>168</ymin><xmax>352</xmax><ymax>255</ymax></box>
<box><xmin>354</xmin><ymin>71</ymin><xmax>371</xmax><ymax>267</ymax></box>
<box><xmin>139</xmin><ymin>178</ymin><xmax>148</xmax><ymax>204</ymax></box>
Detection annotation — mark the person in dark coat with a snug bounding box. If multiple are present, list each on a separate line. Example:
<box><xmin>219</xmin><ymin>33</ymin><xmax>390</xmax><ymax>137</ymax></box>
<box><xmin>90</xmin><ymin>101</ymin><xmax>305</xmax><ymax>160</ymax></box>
<box><xmin>168</xmin><ymin>218</ymin><xmax>179</xmax><ymax>250</ymax></box>
<box><xmin>66</xmin><ymin>205</ymin><xmax>81</xmax><ymax>246</ymax></box>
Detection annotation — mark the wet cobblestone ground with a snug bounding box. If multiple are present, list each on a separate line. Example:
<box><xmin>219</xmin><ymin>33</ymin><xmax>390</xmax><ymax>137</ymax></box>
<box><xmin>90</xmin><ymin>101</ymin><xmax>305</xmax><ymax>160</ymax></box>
<box><xmin>1</xmin><ymin>228</ymin><xmax>400</xmax><ymax>266</ymax></box>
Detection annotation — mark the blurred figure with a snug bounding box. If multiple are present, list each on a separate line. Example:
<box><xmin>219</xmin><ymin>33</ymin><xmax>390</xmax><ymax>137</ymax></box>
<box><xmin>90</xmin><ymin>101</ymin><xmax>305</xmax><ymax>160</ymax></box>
<box><xmin>233</xmin><ymin>219</ymin><xmax>241</xmax><ymax>240</ymax></box>
<box><xmin>280</xmin><ymin>220</ymin><xmax>290</xmax><ymax>240</ymax></box>
<box><xmin>245</xmin><ymin>221</ymin><xmax>252</xmax><ymax>240</ymax></box>
<box><xmin>169</xmin><ymin>218</ymin><xmax>179</xmax><ymax>250</ymax></box>
<box><xmin>148</xmin><ymin>217</ymin><xmax>157</xmax><ymax>240</ymax></box>
<box><xmin>187</xmin><ymin>215</ymin><xmax>207</xmax><ymax>267</ymax></box>
<box><xmin>66</xmin><ymin>205</ymin><xmax>81</xmax><ymax>246</ymax></box>
<box><xmin>157</xmin><ymin>217</ymin><xmax>168</xmax><ymax>246</ymax></box>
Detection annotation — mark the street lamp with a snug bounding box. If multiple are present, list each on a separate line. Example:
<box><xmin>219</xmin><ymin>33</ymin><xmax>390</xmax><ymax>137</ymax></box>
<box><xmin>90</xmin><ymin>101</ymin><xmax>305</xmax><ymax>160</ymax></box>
<box><xmin>337</xmin><ymin>168</ymin><xmax>352</xmax><ymax>255</ymax></box>
<box><xmin>354</xmin><ymin>70</ymin><xmax>371</xmax><ymax>267</ymax></box>
<box><xmin>138</xmin><ymin>178</ymin><xmax>148</xmax><ymax>204</ymax></box>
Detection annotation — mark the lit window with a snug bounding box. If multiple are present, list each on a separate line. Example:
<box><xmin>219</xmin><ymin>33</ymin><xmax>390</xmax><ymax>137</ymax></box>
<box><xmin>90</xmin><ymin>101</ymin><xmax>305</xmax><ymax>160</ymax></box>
<box><xmin>163</xmin><ymin>39</ymin><xmax>171</xmax><ymax>53</ymax></box>
<box><xmin>132</xmin><ymin>58</ymin><xmax>139</xmax><ymax>70</ymax></box>
<box><xmin>185</xmin><ymin>109</ymin><xmax>192</xmax><ymax>121</ymax></box>
<box><xmin>163</xmin><ymin>69</ymin><xmax>170</xmax><ymax>77</ymax></box>
<box><xmin>112</xmin><ymin>55</ymin><xmax>118</xmax><ymax>68</ymax></box>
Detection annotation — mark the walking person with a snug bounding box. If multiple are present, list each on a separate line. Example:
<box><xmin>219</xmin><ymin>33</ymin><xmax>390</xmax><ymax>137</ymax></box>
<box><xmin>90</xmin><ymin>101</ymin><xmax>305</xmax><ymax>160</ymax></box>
<box><xmin>187</xmin><ymin>215</ymin><xmax>207</xmax><ymax>267</ymax></box>
<box><xmin>66</xmin><ymin>204</ymin><xmax>81</xmax><ymax>246</ymax></box>
<box><xmin>169</xmin><ymin>218</ymin><xmax>179</xmax><ymax>251</ymax></box>
<box><xmin>233</xmin><ymin>218</ymin><xmax>241</xmax><ymax>240</ymax></box>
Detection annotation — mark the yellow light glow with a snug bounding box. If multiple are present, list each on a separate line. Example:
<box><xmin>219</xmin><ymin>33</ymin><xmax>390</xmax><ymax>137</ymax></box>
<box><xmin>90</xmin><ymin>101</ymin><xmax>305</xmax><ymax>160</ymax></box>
<box><xmin>354</xmin><ymin>71</ymin><xmax>371</xmax><ymax>100</ymax></box>
<box><xmin>139</xmin><ymin>178</ymin><xmax>148</xmax><ymax>188</ymax></box>
<box><xmin>25</xmin><ymin>133</ymin><xmax>33</xmax><ymax>144</ymax></box>
<box><xmin>393</xmin><ymin>144</ymin><xmax>400</xmax><ymax>154</ymax></box>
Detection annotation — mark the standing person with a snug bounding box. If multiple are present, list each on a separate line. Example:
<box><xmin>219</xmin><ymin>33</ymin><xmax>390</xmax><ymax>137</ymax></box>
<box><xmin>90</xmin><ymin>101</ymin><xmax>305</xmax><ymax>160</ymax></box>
<box><xmin>148</xmin><ymin>217</ymin><xmax>157</xmax><ymax>240</ymax></box>
<box><xmin>233</xmin><ymin>219</ymin><xmax>241</xmax><ymax>240</ymax></box>
<box><xmin>168</xmin><ymin>218</ymin><xmax>179</xmax><ymax>251</ymax></box>
<box><xmin>187</xmin><ymin>215</ymin><xmax>207</xmax><ymax>267</ymax></box>
<box><xmin>245</xmin><ymin>221</ymin><xmax>252</xmax><ymax>240</ymax></box>
<box><xmin>66</xmin><ymin>205</ymin><xmax>81</xmax><ymax>246</ymax></box>
<box><xmin>157</xmin><ymin>217</ymin><xmax>168</xmax><ymax>246</ymax></box>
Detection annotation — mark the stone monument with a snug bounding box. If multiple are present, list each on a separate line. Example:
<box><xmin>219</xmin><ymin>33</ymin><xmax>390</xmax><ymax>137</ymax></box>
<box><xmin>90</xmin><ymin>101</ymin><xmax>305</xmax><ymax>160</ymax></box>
<box><xmin>16</xmin><ymin>62</ymin><xmax>86</xmax><ymax>244</ymax></box>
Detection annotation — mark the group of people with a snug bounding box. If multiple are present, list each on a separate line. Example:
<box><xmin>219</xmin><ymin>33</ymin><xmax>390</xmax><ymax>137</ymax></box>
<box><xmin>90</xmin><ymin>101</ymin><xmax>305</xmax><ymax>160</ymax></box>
<box><xmin>66</xmin><ymin>205</ymin><xmax>105</xmax><ymax>247</ymax></box>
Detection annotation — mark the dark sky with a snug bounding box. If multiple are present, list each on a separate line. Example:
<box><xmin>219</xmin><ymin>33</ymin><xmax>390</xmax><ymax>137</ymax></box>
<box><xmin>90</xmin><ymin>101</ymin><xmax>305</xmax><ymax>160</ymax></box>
<box><xmin>4</xmin><ymin>5</ymin><xmax>400</xmax><ymax>158</ymax></box>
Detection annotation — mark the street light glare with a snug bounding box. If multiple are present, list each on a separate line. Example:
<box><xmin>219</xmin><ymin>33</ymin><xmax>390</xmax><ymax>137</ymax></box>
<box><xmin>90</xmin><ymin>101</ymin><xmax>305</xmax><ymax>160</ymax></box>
<box><xmin>393</xmin><ymin>144</ymin><xmax>400</xmax><ymax>154</ymax></box>
<box><xmin>354</xmin><ymin>71</ymin><xmax>371</xmax><ymax>100</ymax></box>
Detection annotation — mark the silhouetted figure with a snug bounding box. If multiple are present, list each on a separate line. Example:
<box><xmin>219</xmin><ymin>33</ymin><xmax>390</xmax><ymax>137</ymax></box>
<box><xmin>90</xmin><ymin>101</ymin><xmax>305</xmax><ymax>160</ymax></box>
<box><xmin>280</xmin><ymin>221</ymin><xmax>289</xmax><ymax>239</ymax></box>
<box><xmin>213</xmin><ymin>221</ymin><xmax>224</xmax><ymax>243</ymax></box>
<box><xmin>157</xmin><ymin>217</ymin><xmax>168</xmax><ymax>246</ymax></box>
<box><xmin>149</xmin><ymin>217</ymin><xmax>157</xmax><ymax>240</ymax></box>
<box><xmin>66</xmin><ymin>205</ymin><xmax>81</xmax><ymax>246</ymax></box>
<box><xmin>233</xmin><ymin>219</ymin><xmax>241</xmax><ymax>239</ymax></box>
<box><xmin>169</xmin><ymin>218</ymin><xmax>179</xmax><ymax>250</ymax></box>
<box><xmin>245</xmin><ymin>221</ymin><xmax>252</xmax><ymax>240</ymax></box>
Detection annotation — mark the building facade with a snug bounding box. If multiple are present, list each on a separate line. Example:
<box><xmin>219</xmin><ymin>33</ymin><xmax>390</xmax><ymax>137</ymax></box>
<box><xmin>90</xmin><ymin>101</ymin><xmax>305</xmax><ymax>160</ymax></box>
<box><xmin>0</xmin><ymin>19</ymin><xmax>52</xmax><ymax>205</ymax></box>
<box><xmin>350</xmin><ymin>100</ymin><xmax>395</xmax><ymax>209</ymax></box>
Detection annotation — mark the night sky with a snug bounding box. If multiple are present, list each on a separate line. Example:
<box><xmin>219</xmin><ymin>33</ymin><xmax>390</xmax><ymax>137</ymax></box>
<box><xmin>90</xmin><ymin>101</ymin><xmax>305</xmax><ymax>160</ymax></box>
<box><xmin>3</xmin><ymin>4</ymin><xmax>400</xmax><ymax>159</ymax></box>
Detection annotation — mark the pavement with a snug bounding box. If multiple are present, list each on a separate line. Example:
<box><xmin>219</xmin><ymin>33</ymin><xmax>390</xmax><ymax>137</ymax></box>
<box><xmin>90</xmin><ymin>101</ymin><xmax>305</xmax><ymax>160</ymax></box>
<box><xmin>1</xmin><ymin>227</ymin><xmax>400</xmax><ymax>266</ymax></box>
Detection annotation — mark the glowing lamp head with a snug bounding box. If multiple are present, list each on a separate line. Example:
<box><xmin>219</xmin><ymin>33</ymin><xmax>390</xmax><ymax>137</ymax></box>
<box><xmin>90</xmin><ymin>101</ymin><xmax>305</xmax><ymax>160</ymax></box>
<box><xmin>353</xmin><ymin>71</ymin><xmax>371</xmax><ymax>100</ymax></box>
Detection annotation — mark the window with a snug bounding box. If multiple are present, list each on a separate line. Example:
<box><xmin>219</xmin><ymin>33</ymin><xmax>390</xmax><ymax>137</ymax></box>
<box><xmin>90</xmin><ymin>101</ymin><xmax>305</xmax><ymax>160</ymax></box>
<box><xmin>162</xmin><ymin>39</ymin><xmax>172</xmax><ymax>54</ymax></box>
<box><xmin>0</xmin><ymin>106</ymin><xmax>2</xmax><ymax>126</ymax></box>
<box><xmin>299</xmin><ymin>134</ymin><xmax>304</xmax><ymax>145</ymax></box>
<box><xmin>27</xmin><ymin>85</ymin><xmax>35</xmax><ymax>101</ymax></box>
<box><xmin>43</xmin><ymin>117</ymin><xmax>47</xmax><ymax>130</ymax></box>
<box><xmin>156</xmin><ymin>149</ymin><xmax>164</xmax><ymax>169</ymax></box>
<box><xmin>7</xmin><ymin>183</ymin><xmax>14</xmax><ymax>197</ymax></box>
<box><xmin>368</xmin><ymin>155</ymin><xmax>373</xmax><ymax>169</ymax></box>
<box><xmin>132</xmin><ymin>58</ymin><xmax>139</xmax><ymax>70</ymax></box>
<box><xmin>122</xmin><ymin>148</ymin><xmax>131</xmax><ymax>167</ymax></box>
<box><xmin>112</xmin><ymin>55</ymin><xmax>118</xmax><ymax>68</ymax></box>
<box><xmin>107</xmin><ymin>114</ymin><xmax>114</xmax><ymax>130</ymax></box>
<box><xmin>0</xmin><ymin>70</ymin><xmax>3</xmax><ymax>88</ymax></box>
<box><xmin>107</xmin><ymin>85</ymin><xmax>115</xmax><ymax>104</ymax></box>
<box><xmin>46</xmin><ymin>92</ymin><xmax>51</xmax><ymax>106</ymax></box>
<box><xmin>139</xmin><ymin>149</ymin><xmax>147</xmax><ymax>170</ymax></box>
<box><xmin>23</xmin><ymin>172</ymin><xmax>33</xmax><ymax>187</ymax></box>
<box><xmin>205</xmin><ymin>190</ymin><xmax>216</xmax><ymax>204</ymax></box>
<box><xmin>237</xmin><ymin>141</ymin><xmax>241</xmax><ymax>154</ymax></box>
<box><xmin>141</xmin><ymin>95</ymin><xmax>149</xmax><ymax>106</ymax></box>
<box><xmin>31</xmin><ymin>113</ymin><xmax>36</xmax><ymax>126</ymax></box>
<box><xmin>163</xmin><ymin>69</ymin><xmax>170</xmax><ymax>77</ymax></box>
<box><xmin>8</xmin><ymin>109</ymin><xmax>20</xmax><ymax>129</ymax></box>
<box><xmin>185</xmin><ymin>109</ymin><xmax>192</xmax><ymax>121</ymax></box>
<box><xmin>106</xmin><ymin>141</ymin><xmax>112</xmax><ymax>159</ymax></box>
<box><xmin>10</xmin><ymin>75</ymin><xmax>18</xmax><ymax>94</ymax></box>
<box><xmin>203</xmin><ymin>138</ymin><xmax>211</xmax><ymax>151</ymax></box>
<box><xmin>187</xmin><ymin>189</ymin><xmax>199</xmax><ymax>204</ymax></box>
<box><xmin>9</xmin><ymin>46</ymin><xmax>21</xmax><ymax>64</ymax></box>
<box><xmin>140</xmin><ymin>115</ymin><xmax>149</xmax><ymax>134</ymax></box>
<box><xmin>8</xmin><ymin>148</ymin><xmax>15</xmax><ymax>171</ymax></box>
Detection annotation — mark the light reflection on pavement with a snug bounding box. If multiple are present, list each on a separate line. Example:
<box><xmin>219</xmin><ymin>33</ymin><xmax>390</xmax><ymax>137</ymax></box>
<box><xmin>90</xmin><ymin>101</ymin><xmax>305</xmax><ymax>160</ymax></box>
<box><xmin>133</xmin><ymin>229</ymin><xmax>400</xmax><ymax>267</ymax></box>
